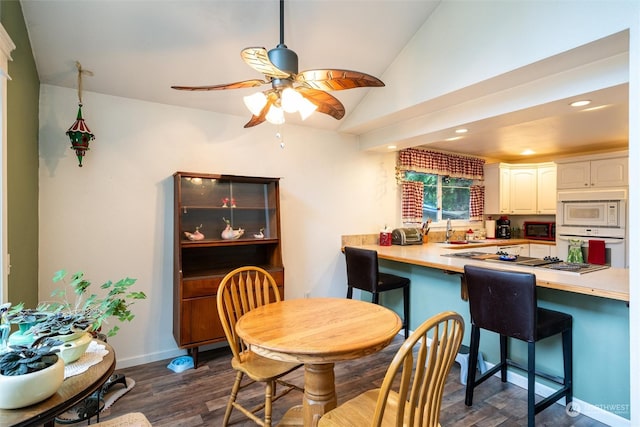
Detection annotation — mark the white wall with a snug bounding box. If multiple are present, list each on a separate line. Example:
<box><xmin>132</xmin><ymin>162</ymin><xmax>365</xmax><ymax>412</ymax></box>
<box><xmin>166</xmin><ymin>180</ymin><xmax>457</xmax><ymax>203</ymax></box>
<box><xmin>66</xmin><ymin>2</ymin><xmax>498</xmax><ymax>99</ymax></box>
<box><xmin>37</xmin><ymin>84</ymin><xmax>398</xmax><ymax>367</ymax></box>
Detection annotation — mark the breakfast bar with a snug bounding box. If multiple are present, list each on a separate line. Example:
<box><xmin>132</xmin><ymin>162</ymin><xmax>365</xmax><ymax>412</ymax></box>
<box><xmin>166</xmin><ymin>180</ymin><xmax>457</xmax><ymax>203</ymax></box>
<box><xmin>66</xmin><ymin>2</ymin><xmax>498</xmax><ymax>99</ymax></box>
<box><xmin>342</xmin><ymin>238</ymin><xmax>630</xmax><ymax>423</ymax></box>
<box><xmin>355</xmin><ymin>241</ymin><xmax>629</xmax><ymax>301</ymax></box>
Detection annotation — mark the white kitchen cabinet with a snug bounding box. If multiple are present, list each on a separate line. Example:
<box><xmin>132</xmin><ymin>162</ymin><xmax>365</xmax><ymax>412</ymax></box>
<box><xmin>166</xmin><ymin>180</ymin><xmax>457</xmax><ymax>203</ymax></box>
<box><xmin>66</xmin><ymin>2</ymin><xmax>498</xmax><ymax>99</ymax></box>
<box><xmin>498</xmin><ymin>244</ymin><xmax>529</xmax><ymax>257</ymax></box>
<box><xmin>483</xmin><ymin>163</ymin><xmax>511</xmax><ymax>214</ymax></box>
<box><xmin>509</xmin><ymin>166</ymin><xmax>537</xmax><ymax>214</ymax></box>
<box><xmin>484</xmin><ymin>163</ymin><xmax>555</xmax><ymax>215</ymax></box>
<box><xmin>536</xmin><ymin>164</ymin><xmax>557</xmax><ymax>214</ymax></box>
<box><xmin>557</xmin><ymin>157</ymin><xmax>627</xmax><ymax>189</ymax></box>
<box><xmin>529</xmin><ymin>243</ymin><xmax>551</xmax><ymax>258</ymax></box>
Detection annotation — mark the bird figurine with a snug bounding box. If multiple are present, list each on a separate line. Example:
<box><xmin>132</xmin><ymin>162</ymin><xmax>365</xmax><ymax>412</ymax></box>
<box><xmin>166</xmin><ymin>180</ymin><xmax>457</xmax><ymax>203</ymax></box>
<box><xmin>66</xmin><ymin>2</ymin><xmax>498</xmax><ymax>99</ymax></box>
<box><xmin>221</xmin><ymin>217</ymin><xmax>244</xmax><ymax>240</ymax></box>
<box><xmin>253</xmin><ymin>228</ymin><xmax>265</xmax><ymax>239</ymax></box>
<box><xmin>184</xmin><ymin>224</ymin><xmax>205</xmax><ymax>241</ymax></box>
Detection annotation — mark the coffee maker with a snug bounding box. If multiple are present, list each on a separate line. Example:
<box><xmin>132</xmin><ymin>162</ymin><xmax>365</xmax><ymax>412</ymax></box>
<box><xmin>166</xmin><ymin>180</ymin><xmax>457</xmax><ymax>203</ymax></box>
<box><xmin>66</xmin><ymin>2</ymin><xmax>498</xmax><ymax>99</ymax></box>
<box><xmin>497</xmin><ymin>216</ymin><xmax>511</xmax><ymax>239</ymax></box>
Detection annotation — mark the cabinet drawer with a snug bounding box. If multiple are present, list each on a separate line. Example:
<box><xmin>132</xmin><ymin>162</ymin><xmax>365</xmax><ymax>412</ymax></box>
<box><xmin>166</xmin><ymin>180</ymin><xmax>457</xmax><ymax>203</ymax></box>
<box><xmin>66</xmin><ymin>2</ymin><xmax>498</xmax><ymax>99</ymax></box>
<box><xmin>182</xmin><ymin>268</ymin><xmax>284</xmax><ymax>299</ymax></box>
<box><xmin>182</xmin><ymin>277</ymin><xmax>222</xmax><ymax>298</ymax></box>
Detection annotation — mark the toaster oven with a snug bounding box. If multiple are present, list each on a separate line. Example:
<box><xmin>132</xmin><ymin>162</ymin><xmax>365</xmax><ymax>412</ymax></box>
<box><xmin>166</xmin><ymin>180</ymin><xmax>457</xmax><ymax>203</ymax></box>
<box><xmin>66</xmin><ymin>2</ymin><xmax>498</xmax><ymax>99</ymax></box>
<box><xmin>391</xmin><ymin>228</ymin><xmax>423</xmax><ymax>245</ymax></box>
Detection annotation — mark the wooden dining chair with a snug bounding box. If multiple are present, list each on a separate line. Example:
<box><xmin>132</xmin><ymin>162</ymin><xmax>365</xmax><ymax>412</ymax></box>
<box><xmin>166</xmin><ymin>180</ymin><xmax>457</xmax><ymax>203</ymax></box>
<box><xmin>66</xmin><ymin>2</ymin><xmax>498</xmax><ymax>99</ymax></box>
<box><xmin>216</xmin><ymin>266</ymin><xmax>303</xmax><ymax>427</ymax></box>
<box><xmin>318</xmin><ymin>311</ymin><xmax>464</xmax><ymax>427</ymax></box>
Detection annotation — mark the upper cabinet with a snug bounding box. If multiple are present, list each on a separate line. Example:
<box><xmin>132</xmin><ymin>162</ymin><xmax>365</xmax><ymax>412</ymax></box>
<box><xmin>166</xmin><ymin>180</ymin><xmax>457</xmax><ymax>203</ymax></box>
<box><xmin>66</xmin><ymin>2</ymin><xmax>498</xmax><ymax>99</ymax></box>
<box><xmin>484</xmin><ymin>162</ymin><xmax>556</xmax><ymax>215</ymax></box>
<box><xmin>484</xmin><ymin>163</ymin><xmax>511</xmax><ymax>214</ymax></box>
<box><xmin>536</xmin><ymin>164</ymin><xmax>557</xmax><ymax>214</ymax></box>
<box><xmin>557</xmin><ymin>157</ymin><xmax>628</xmax><ymax>189</ymax></box>
<box><xmin>509</xmin><ymin>166</ymin><xmax>537</xmax><ymax>214</ymax></box>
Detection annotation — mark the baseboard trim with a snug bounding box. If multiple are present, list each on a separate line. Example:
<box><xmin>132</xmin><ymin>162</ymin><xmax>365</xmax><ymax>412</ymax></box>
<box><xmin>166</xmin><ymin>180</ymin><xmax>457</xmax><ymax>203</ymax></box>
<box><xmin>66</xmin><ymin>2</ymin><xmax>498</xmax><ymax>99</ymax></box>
<box><xmin>491</xmin><ymin>361</ymin><xmax>630</xmax><ymax>427</ymax></box>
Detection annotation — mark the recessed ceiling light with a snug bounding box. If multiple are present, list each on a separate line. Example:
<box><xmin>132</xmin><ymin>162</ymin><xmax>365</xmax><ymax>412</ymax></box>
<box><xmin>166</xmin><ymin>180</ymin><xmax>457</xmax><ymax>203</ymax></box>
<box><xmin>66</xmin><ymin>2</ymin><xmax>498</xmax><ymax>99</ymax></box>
<box><xmin>455</xmin><ymin>128</ymin><xmax>468</xmax><ymax>134</ymax></box>
<box><xmin>521</xmin><ymin>149</ymin><xmax>536</xmax><ymax>155</ymax></box>
<box><xmin>387</xmin><ymin>145</ymin><xmax>397</xmax><ymax>150</ymax></box>
<box><xmin>445</xmin><ymin>136</ymin><xmax>463</xmax><ymax>142</ymax></box>
<box><xmin>570</xmin><ymin>100</ymin><xmax>591</xmax><ymax>107</ymax></box>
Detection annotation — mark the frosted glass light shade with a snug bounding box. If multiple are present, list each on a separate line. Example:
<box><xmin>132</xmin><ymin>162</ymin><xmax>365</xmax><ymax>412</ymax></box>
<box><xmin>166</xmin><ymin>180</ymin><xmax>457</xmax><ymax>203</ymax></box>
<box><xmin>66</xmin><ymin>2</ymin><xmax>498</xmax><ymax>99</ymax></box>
<box><xmin>281</xmin><ymin>88</ymin><xmax>302</xmax><ymax>113</ymax></box>
<box><xmin>298</xmin><ymin>97</ymin><xmax>318</xmax><ymax>120</ymax></box>
<box><xmin>243</xmin><ymin>92</ymin><xmax>268</xmax><ymax>116</ymax></box>
<box><xmin>265</xmin><ymin>105</ymin><xmax>285</xmax><ymax>124</ymax></box>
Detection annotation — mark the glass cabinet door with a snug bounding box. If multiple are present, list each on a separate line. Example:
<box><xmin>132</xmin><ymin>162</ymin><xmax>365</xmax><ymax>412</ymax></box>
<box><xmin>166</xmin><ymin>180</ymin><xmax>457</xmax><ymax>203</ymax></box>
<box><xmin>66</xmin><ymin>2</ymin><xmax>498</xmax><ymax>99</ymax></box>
<box><xmin>179</xmin><ymin>176</ymin><xmax>278</xmax><ymax>243</ymax></box>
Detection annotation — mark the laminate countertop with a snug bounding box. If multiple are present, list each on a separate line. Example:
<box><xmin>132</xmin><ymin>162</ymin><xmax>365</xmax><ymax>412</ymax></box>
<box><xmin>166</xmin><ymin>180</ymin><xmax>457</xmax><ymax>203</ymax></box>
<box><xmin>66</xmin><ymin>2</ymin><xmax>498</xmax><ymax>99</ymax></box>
<box><xmin>348</xmin><ymin>242</ymin><xmax>629</xmax><ymax>302</ymax></box>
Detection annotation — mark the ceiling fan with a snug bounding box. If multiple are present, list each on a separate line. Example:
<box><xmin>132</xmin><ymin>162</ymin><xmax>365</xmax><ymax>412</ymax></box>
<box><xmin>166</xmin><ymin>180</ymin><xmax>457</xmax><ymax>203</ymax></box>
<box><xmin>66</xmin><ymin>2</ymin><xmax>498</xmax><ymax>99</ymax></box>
<box><xmin>171</xmin><ymin>0</ymin><xmax>384</xmax><ymax>128</ymax></box>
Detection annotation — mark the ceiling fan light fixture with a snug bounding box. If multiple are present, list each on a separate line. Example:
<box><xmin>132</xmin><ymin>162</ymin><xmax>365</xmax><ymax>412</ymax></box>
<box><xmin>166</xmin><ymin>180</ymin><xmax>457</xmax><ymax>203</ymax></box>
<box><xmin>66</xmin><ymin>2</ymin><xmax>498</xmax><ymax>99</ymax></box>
<box><xmin>172</xmin><ymin>0</ymin><xmax>384</xmax><ymax>128</ymax></box>
<box><xmin>243</xmin><ymin>92</ymin><xmax>268</xmax><ymax>116</ymax></box>
<box><xmin>298</xmin><ymin>97</ymin><xmax>318</xmax><ymax>120</ymax></box>
<box><xmin>281</xmin><ymin>87</ymin><xmax>302</xmax><ymax>113</ymax></box>
<box><xmin>265</xmin><ymin>105</ymin><xmax>285</xmax><ymax>125</ymax></box>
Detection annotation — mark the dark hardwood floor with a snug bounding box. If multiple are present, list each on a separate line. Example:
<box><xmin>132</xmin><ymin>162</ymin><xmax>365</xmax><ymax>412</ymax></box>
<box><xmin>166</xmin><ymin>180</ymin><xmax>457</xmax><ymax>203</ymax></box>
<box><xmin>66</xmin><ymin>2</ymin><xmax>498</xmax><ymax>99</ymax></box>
<box><xmin>87</xmin><ymin>336</ymin><xmax>605</xmax><ymax>426</ymax></box>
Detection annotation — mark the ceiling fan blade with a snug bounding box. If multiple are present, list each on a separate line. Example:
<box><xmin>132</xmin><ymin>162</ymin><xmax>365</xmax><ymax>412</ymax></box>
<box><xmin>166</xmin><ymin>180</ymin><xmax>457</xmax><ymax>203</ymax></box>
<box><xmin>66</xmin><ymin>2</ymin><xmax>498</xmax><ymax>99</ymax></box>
<box><xmin>244</xmin><ymin>114</ymin><xmax>266</xmax><ymax>128</ymax></box>
<box><xmin>296</xmin><ymin>69</ymin><xmax>385</xmax><ymax>91</ymax></box>
<box><xmin>171</xmin><ymin>79</ymin><xmax>267</xmax><ymax>91</ymax></box>
<box><xmin>241</xmin><ymin>47</ymin><xmax>291</xmax><ymax>79</ymax></box>
<box><xmin>296</xmin><ymin>87</ymin><xmax>345</xmax><ymax>120</ymax></box>
<box><xmin>244</xmin><ymin>92</ymin><xmax>279</xmax><ymax>128</ymax></box>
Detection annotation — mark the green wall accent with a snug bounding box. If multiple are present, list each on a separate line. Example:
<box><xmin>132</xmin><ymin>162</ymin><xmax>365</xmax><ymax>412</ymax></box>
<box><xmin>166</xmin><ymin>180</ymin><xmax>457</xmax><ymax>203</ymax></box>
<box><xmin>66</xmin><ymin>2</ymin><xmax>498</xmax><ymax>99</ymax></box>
<box><xmin>1</xmin><ymin>0</ymin><xmax>40</xmax><ymax>307</ymax></box>
<box><xmin>365</xmin><ymin>260</ymin><xmax>630</xmax><ymax>420</ymax></box>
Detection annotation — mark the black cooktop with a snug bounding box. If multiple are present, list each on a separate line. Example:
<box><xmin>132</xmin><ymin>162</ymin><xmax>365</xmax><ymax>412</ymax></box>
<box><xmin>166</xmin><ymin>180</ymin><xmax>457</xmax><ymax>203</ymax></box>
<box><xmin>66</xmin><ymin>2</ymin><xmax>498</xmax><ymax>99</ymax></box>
<box><xmin>442</xmin><ymin>252</ymin><xmax>609</xmax><ymax>274</ymax></box>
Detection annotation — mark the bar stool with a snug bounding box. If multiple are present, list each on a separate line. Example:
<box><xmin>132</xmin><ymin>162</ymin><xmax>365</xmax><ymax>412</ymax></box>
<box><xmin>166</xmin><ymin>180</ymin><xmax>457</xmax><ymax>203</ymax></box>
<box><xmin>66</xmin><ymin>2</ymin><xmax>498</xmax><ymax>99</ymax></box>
<box><xmin>463</xmin><ymin>265</ymin><xmax>573</xmax><ymax>426</ymax></box>
<box><xmin>344</xmin><ymin>246</ymin><xmax>410</xmax><ymax>338</ymax></box>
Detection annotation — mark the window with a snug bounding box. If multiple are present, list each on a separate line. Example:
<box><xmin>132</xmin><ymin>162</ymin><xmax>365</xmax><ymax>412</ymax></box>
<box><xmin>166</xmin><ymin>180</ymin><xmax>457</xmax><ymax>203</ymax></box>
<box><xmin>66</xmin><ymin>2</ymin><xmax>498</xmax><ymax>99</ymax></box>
<box><xmin>405</xmin><ymin>172</ymin><xmax>472</xmax><ymax>222</ymax></box>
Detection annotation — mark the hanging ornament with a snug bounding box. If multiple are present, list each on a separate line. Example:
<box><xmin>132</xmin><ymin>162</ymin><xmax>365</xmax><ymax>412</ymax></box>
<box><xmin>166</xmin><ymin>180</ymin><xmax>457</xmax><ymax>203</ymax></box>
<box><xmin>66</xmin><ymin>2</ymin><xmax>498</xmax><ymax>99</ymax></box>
<box><xmin>66</xmin><ymin>62</ymin><xmax>95</xmax><ymax>167</ymax></box>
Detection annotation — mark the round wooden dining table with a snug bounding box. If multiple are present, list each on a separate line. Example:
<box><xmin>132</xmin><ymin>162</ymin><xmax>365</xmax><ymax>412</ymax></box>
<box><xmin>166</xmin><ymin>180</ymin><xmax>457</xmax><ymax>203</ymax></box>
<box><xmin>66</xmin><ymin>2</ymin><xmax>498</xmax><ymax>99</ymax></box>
<box><xmin>235</xmin><ymin>297</ymin><xmax>402</xmax><ymax>426</ymax></box>
<box><xmin>0</xmin><ymin>341</ymin><xmax>115</xmax><ymax>427</ymax></box>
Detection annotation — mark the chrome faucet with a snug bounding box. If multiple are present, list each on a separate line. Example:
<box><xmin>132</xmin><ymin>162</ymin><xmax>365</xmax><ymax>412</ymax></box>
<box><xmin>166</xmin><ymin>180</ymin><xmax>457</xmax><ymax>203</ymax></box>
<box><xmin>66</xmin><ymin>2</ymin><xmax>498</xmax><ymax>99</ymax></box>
<box><xmin>445</xmin><ymin>219</ymin><xmax>453</xmax><ymax>243</ymax></box>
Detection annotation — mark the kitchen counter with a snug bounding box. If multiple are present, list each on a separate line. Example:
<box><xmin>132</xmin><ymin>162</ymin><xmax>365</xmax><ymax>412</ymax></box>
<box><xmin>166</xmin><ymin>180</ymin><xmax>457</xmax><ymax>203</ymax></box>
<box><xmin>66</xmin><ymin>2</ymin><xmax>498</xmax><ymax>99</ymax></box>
<box><xmin>340</xmin><ymin>237</ymin><xmax>630</xmax><ymax>423</ymax></box>
<box><xmin>351</xmin><ymin>242</ymin><xmax>629</xmax><ymax>301</ymax></box>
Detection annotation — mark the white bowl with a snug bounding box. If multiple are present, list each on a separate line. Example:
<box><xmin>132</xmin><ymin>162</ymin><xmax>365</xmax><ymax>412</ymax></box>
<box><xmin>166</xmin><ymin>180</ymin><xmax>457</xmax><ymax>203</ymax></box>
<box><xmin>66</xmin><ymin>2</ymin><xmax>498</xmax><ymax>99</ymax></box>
<box><xmin>55</xmin><ymin>332</ymin><xmax>92</xmax><ymax>364</ymax></box>
<box><xmin>0</xmin><ymin>356</ymin><xmax>64</xmax><ymax>409</ymax></box>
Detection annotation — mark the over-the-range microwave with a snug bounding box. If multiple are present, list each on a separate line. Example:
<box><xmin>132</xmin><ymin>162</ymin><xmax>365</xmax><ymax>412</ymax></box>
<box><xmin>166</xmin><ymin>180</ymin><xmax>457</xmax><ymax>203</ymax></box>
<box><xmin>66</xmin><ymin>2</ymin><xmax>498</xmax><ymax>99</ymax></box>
<box><xmin>557</xmin><ymin>189</ymin><xmax>626</xmax><ymax>228</ymax></box>
<box><xmin>561</xmin><ymin>200</ymin><xmax>622</xmax><ymax>227</ymax></box>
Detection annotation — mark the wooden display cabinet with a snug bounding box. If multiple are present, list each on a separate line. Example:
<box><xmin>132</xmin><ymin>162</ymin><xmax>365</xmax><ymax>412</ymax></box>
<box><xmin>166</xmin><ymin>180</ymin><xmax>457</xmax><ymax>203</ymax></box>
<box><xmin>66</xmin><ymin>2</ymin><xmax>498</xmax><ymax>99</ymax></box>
<box><xmin>173</xmin><ymin>172</ymin><xmax>284</xmax><ymax>366</ymax></box>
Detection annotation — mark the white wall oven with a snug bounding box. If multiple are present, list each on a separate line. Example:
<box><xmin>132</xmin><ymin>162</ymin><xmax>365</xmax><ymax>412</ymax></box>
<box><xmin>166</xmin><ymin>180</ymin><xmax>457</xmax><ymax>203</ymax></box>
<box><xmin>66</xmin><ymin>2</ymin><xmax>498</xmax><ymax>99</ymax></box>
<box><xmin>556</xmin><ymin>189</ymin><xmax>627</xmax><ymax>268</ymax></box>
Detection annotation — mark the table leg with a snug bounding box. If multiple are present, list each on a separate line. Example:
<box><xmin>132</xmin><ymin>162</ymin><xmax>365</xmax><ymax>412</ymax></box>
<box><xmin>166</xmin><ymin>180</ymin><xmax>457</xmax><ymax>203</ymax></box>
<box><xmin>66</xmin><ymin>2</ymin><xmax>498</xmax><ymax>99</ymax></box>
<box><xmin>279</xmin><ymin>362</ymin><xmax>336</xmax><ymax>427</ymax></box>
<box><xmin>303</xmin><ymin>363</ymin><xmax>336</xmax><ymax>425</ymax></box>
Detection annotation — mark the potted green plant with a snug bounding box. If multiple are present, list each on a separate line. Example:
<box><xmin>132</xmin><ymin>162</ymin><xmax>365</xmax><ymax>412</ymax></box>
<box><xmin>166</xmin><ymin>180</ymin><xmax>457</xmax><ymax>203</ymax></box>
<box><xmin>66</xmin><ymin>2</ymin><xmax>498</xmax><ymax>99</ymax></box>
<box><xmin>5</xmin><ymin>269</ymin><xmax>146</xmax><ymax>364</ymax></box>
<box><xmin>0</xmin><ymin>339</ymin><xmax>64</xmax><ymax>409</ymax></box>
<box><xmin>30</xmin><ymin>269</ymin><xmax>147</xmax><ymax>339</ymax></box>
<box><xmin>4</xmin><ymin>305</ymin><xmax>51</xmax><ymax>347</ymax></box>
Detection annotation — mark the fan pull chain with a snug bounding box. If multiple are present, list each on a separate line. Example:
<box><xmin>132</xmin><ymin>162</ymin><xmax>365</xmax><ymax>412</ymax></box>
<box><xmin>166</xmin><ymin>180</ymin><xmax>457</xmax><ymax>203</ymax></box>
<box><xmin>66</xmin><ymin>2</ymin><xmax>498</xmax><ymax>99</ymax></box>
<box><xmin>275</xmin><ymin>126</ymin><xmax>285</xmax><ymax>149</ymax></box>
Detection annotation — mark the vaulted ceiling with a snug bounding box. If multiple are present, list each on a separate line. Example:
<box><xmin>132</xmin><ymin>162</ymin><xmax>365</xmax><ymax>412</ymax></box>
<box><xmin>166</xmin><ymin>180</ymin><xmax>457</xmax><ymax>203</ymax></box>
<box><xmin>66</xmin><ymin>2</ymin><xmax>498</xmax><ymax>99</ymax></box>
<box><xmin>20</xmin><ymin>0</ymin><xmax>628</xmax><ymax>161</ymax></box>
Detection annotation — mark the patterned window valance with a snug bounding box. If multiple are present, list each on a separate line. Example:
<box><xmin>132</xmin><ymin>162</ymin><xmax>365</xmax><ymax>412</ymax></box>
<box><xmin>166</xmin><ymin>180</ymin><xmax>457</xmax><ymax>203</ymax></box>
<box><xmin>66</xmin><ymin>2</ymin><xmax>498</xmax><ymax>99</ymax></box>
<box><xmin>396</xmin><ymin>148</ymin><xmax>485</xmax><ymax>180</ymax></box>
